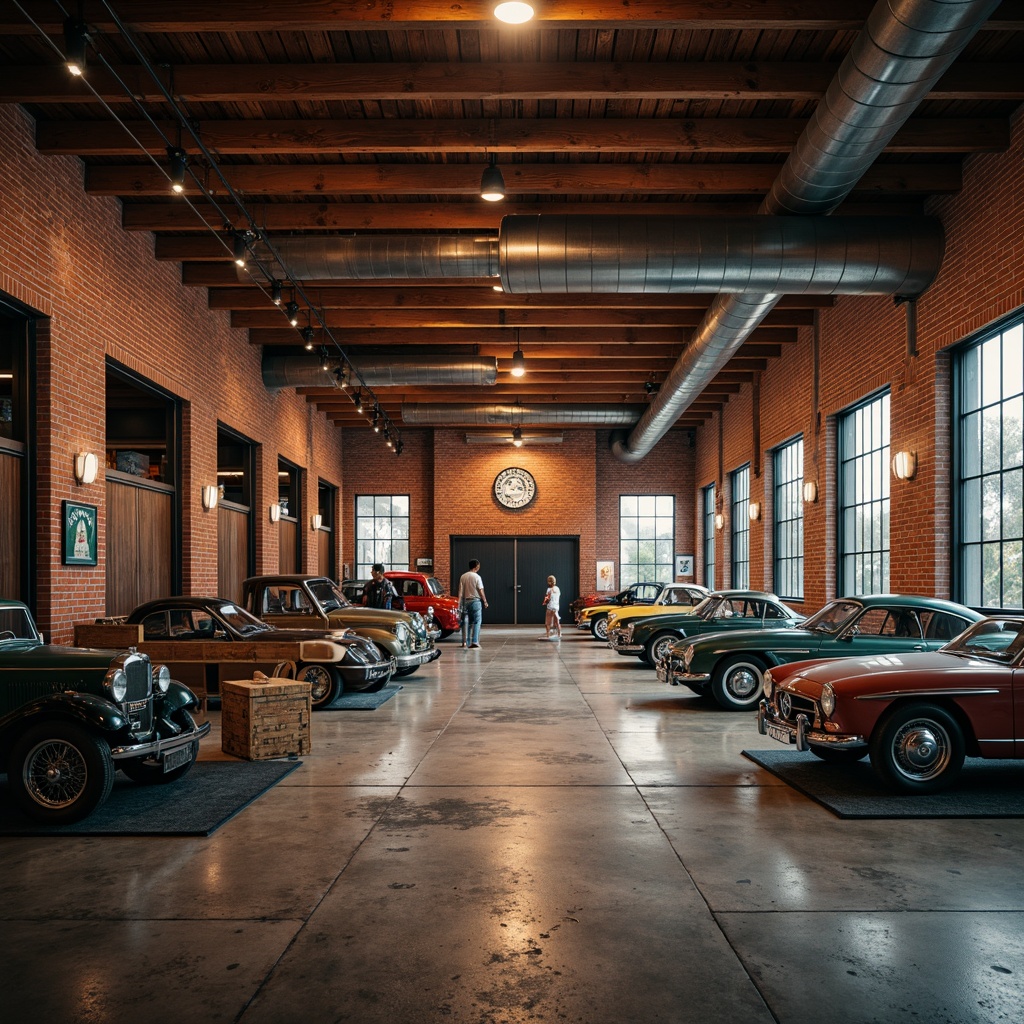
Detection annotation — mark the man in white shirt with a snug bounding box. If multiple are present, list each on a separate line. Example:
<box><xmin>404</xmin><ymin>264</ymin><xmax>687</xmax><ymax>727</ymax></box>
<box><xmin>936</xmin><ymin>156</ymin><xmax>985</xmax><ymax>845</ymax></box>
<box><xmin>458</xmin><ymin>559</ymin><xmax>488</xmax><ymax>648</ymax></box>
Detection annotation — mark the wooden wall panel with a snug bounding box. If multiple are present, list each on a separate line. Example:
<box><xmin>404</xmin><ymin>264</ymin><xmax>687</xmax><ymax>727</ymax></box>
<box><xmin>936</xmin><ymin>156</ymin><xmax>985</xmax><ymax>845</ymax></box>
<box><xmin>279</xmin><ymin>520</ymin><xmax>298</xmax><ymax>574</ymax></box>
<box><xmin>106</xmin><ymin>479</ymin><xmax>172</xmax><ymax>615</ymax></box>
<box><xmin>0</xmin><ymin>453</ymin><xmax>21</xmax><ymax>600</ymax></box>
<box><xmin>218</xmin><ymin>504</ymin><xmax>250</xmax><ymax>602</ymax></box>
<box><xmin>317</xmin><ymin>529</ymin><xmax>331</xmax><ymax>579</ymax></box>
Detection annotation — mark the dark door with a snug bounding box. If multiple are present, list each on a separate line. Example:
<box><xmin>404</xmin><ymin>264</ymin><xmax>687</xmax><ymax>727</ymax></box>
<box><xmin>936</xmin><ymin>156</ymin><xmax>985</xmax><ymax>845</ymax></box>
<box><xmin>450</xmin><ymin>536</ymin><xmax>579</xmax><ymax>625</ymax></box>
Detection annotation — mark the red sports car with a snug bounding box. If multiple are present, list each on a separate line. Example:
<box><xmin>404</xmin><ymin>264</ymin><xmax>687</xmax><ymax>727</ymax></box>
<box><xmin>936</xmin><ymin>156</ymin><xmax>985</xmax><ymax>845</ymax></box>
<box><xmin>757</xmin><ymin>616</ymin><xmax>1024</xmax><ymax>793</ymax></box>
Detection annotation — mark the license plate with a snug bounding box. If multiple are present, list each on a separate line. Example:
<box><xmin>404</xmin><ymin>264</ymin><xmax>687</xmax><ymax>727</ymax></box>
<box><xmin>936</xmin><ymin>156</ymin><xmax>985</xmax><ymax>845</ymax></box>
<box><xmin>163</xmin><ymin>744</ymin><xmax>194</xmax><ymax>773</ymax></box>
<box><xmin>766</xmin><ymin>723</ymin><xmax>793</xmax><ymax>745</ymax></box>
<box><xmin>369</xmin><ymin>663</ymin><xmax>391</xmax><ymax>679</ymax></box>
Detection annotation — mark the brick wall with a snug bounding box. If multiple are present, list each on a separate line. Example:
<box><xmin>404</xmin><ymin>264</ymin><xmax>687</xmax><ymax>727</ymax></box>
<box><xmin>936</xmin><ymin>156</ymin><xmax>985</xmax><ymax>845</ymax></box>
<box><xmin>0</xmin><ymin>104</ymin><xmax>346</xmax><ymax>643</ymax></box>
<box><xmin>694</xmin><ymin>105</ymin><xmax>1024</xmax><ymax>613</ymax></box>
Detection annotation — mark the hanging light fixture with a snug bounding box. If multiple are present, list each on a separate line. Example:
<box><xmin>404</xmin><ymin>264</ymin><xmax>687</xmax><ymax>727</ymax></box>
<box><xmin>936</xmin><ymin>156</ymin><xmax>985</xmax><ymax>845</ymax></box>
<box><xmin>510</xmin><ymin>329</ymin><xmax>526</xmax><ymax>378</ymax></box>
<box><xmin>166</xmin><ymin>146</ymin><xmax>187</xmax><ymax>194</ymax></box>
<box><xmin>512</xmin><ymin>426</ymin><xmax>523</xmax><ymax>448</ymax></box>
<box><xmin>372</xmin><ymin>406</ymin><xmax>381</xmax><ymax>433</ymax></box>
<box><xmin>232</xmin><ymin>230</ymin><xmax>249</xmax><ymax>268</ymax></box>
<box><xmin>395</xmin><ymin>439</ymin><xmax>404</xmax><ymax>456</ymax></box>
<box><xmin>494</xmin><ymin>2</ymin><xmax>535</xmax><ymax>24</ymax></box>
<box><xmin>353</xmin><ymin>389</ymin><xmax>364</xmax><ymax>414</ymax></box>
<box><xmin>270</xmin><ymin>279</ymin><xmax>283</xmax><ymax>306</ymax></box>
<box><xmin>319</xmin><ymin>346</ymin><xmax>331</xmax><ymax>372</ymax></box>
<box><xmin>63</xmin><ymin>17</ymin><xmax>89</xmax><ymax>76</ymax></box>
<box><xmin>480</xmin><ymin>157</ymin><xmax>506</xmax><ymax>202</ymax></box>
<box><xmin>302</xmin><ymin>326</ymin><xmax>315</xmax><ymax>350</ymax></box>
<box><xmin>285</xmin><ymin>300</ymin><xmax>300</xmax><ymax>327</ymax></box>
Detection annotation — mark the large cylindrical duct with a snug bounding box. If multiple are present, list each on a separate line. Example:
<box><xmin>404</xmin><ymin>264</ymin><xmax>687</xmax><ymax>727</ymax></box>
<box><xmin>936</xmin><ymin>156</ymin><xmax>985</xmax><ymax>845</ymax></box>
<box><xmin>498</xmin><ymin>216</ymin><xmax>944</xmax><ymax>296</ymax></box>
<box><xmin>401</xmin><ymin>404</ymin><xmax>643</xmax><ymax>427</ymax></box>
<box><xmin>257</xmin><ymin>235</ymin><xmax>499</xmax><ymax>280</ymax></box>
<box><xmin>612</xmin><ymin>0</ymin><xmax>1001</xmax><ymax>463</ymax></box>
<box><xmin>263</xmin><ymin>354</ymin><xmax>498</xmax><ymax>391</ymax></box>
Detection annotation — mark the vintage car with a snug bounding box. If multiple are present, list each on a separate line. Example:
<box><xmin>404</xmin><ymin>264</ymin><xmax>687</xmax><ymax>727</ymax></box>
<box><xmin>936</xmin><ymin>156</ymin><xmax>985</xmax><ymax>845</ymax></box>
<box><xmin>614</xmin><ymin>590</ymin><xmax>804</xmax><ymax>669</ymax></box>
<box><xmin>569</xmin><ymin>581</ymin><xmax>666</xmax><ymax>620</ymax></box>
<box><xmin>663</xmin><ymin>594</ymin><xmax>983</xmax><ymax>711</ymax></box>
<box><xmin>604</xmin><ymin>584</ymin><xmax>710</xmax><ymax>634</ymax></box>
<box><xmin>575</xmin><ymin>582</ymin><xmax>673</xmax><ymax>640</ymax></box>
<box><xmin>243</xmin><ymin>575</ymin><xmax>440</xmax><ymax>677</ymax></box>
<box><xmin>0</xmin><ymin>599</ymin><xmax>210</xmax><ymax>824</ymax></box>
<box><xmin>121</xmin><ymin>597</ymin><xmax>395</xmax><ymax>708</ymax></box>
<box><xmin>344</xmin><ymin>571</ymin><xmax>461</xmax><ymax>639</ymax></box>
<box><xmin>757</xmin><ymin>616</ymin><xmax>1024</xmax><ymax>793</ymax></box>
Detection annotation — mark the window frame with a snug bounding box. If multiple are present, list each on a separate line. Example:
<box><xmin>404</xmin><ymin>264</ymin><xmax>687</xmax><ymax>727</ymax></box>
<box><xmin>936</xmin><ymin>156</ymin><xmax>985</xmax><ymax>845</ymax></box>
<box><xmin>730</xmin><ymin>464</ymin><xmax>750</xmax><ymax>588</ymax></box>
<box><xmin>618</xmin><ymin>494</ymin><xmax>676</xmax><ymax>586</ymax></box>
<box><xmin>354</xmin><ymin>494</ymin><xmax>411</xmax><ymax>578</ymax></box>
<box><xmin>703</xmin><ymin>483</ymin><xmax>716</xmax><ymax>591</ymax></box>
<box><xmin>773</xmin><ymin>436</ymin><xmax>804</xmax><ymax>601</ymax></box>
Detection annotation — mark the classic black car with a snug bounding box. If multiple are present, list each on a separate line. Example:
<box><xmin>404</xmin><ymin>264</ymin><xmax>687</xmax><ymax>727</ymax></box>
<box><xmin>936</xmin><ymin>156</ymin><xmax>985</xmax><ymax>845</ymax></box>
<box><xmin>0</xmin><ymin>599</ymin><xmax>210</xmax><ymax>824</ymax></box>
<box><xmin>122</xmin><ymin>596</ymin><xmax>395</xmax><ymax>708</ymax></box>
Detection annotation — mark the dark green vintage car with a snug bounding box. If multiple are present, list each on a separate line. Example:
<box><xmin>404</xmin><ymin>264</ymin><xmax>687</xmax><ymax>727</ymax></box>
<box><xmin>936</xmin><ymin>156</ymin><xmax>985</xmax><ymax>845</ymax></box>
<box><xmin>609</xmin><ymin>590</ymin><xmax>804</xmax><ymax>667</ymax></box>
<box><xmin>660</xmin><ymin>594</ymin><xmax>983</xmax><ymax>711</ymax></box>
<box><xmin>0</xmin><ymin>599</ymin><xmax>210</xmax><ymax>824</ymax></box>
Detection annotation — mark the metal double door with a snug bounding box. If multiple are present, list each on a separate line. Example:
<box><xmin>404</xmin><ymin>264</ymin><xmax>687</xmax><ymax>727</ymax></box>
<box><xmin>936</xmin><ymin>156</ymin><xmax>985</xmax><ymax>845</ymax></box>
<box><xmin>450</xmin><ymin>536</ymin><xmax>579</xmax><ymax>625</ymax></box>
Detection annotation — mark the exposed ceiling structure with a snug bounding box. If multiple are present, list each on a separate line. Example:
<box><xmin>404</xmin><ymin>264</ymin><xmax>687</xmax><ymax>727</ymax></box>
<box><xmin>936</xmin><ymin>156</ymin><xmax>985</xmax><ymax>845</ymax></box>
<box><xmin>2</xmin><ymin>1</ymin><xmax>1023</xmax><ymax>449</ymax></box>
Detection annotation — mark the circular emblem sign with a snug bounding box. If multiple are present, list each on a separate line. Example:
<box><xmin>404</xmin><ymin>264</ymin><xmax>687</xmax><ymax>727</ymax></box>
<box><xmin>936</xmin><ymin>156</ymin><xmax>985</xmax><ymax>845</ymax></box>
<box><xmin>493</xmin><ymin>466</ymin><xmax>537</xmax><ymax>509</ymax></box>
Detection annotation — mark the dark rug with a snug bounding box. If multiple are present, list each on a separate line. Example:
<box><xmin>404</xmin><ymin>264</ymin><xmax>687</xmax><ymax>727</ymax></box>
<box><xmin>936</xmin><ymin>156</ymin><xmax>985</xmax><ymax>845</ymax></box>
<box><xmin>323</xmin><ymin>683</ymin><xmax>402</xmax><ymax>710</ymax></box>
<box><xmin>0</xmin><ymin>759</ymin><xmax>301</xmax><ymax>837</ymax></box>
<box><xmin>742</xmin><ymin>749</ymin><xmax>1024</xmax><ymax>819</ymax></box>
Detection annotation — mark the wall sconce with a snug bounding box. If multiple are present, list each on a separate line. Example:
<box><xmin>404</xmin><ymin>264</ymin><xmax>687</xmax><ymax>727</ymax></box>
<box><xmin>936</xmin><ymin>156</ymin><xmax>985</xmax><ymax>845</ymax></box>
<box><xmin>201</xmin><ymin>485</ymin><xmax>219</xmax><ymax>511</ymax></box>
<box><xmin>748</xmin><ymin>502</ymin><xmax>761</xmax><ymax>522</ymax></box>
<box><xmin>73</xmin><ymin>451</ymin><xmax>99</xmax><ymax>485</ymax></box>
<box><xmin>714</xmin><ymin>513</ymin><xmax>724</xmax><ymax>531</ymax></box>
<box><xmin>892</xmin><ymin>450</ymin><xmax>917</xmax><ymax>481</ymax></box>
<box><xmin>803</xmin><ymin>480</ymin><xmax>818</xmax><ymax>504</ymax></box>
<box><xmin>311</xmin><ymin>514</ymin><xmax>323</xmax><ymax>531</ymax></box>
<box><xmin>269</xmin><ymin>503</ymin><xmax>282</xmax><ymax>522</ymax></box>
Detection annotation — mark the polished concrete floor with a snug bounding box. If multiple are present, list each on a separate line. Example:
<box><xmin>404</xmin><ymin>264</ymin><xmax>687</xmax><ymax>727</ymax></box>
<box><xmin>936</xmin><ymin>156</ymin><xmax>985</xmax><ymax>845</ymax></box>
<box><xmin>3</xmin><ymin>626</ymin><xmax>1024</xmax><ymax>1023</ymax></box>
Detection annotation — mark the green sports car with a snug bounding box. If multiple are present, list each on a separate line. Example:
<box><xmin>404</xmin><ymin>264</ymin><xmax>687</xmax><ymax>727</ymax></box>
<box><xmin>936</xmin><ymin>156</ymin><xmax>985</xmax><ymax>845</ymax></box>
<box><xmin>659</xmin><ymin>593</ymin><xmax>983</xmax><ymax>711</ymax></box>
<box><xmin>608</xmin><ymin>590</ymin><xmax>804</xmax><ymax>667</ymax></box>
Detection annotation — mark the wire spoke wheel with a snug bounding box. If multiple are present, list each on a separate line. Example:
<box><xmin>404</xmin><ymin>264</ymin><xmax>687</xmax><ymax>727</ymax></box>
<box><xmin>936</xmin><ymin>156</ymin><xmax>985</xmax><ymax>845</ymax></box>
<box><xmin>24</xmin><ymin>738</ymin><xmax>89</xmax><ymax>808</ymax></box>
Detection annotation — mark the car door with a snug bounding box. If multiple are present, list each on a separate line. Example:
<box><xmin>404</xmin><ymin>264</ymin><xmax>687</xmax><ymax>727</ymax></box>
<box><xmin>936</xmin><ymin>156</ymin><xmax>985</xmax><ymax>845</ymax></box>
<box><xmin>835</xmin><ymin>605</ymin><xmax>927</xmax><ymax>656</ymax></box>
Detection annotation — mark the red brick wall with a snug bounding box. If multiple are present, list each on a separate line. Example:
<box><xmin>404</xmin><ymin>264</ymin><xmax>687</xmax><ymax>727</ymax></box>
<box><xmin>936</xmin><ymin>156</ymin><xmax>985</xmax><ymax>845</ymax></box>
<box><xmin>0</xmin><ymin>104</ymin><xmax>346</xmax><ymax>642</ymax></box>
<box><xmin>695</xmin><ymin>105</ymin><xmax>1024</xmax><ymax>613</ymax></box>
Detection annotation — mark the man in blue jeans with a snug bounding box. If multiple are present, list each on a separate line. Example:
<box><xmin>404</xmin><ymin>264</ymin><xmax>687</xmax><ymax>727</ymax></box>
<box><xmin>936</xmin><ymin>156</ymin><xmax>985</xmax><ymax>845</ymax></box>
<box><xmin>458</xmin><ymin>558</ymin><xmax>488</xmax><ymax>648</ymax></box>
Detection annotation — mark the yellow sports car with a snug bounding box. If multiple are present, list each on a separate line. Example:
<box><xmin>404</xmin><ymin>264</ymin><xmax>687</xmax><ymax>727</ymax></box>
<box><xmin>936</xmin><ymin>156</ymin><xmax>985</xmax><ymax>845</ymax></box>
<box><xmin>579</xmin><ymin>583</ymin><xmax>709</xmax><ymax>640</ymax></box>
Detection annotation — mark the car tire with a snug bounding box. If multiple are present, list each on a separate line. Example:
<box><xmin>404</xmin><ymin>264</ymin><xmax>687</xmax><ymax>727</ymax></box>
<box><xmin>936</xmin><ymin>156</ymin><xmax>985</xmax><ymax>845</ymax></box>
<box><xmin>9</xmin><ymin>720</ymin><xmax>116</xmax><ymax>824</ymax></box>
<box><xmin>644</xmin><ymin>632</ymin><xmax>679</xmax><ymax>667</ymax></box>
<box><xmin>869</xmin><ymin>703</ymin><xmax>966</xmax><ymax>794</ymax></box>
<box><xmin>590</xmin><ymin>614</ymin><xmax>609</xmax><ymax>640</ymax></box>
<box><xmin>808</xmin><ymin>745</ymin><xmax>868</xmax><ymax>765</ymax></box>
<box><xmin>710</xmin><ymin>655</ymin><xmax>767</xmax><ymax>711</ymax></box>
<box><xmin>298</xmin><ymin>663</ymin><xmax>342</xmax><ymax>709</ymax></box>
<box><xmin>121</xmin><ymin>737</ymin><xmax>199</xmax><ymax>784</ymax></box>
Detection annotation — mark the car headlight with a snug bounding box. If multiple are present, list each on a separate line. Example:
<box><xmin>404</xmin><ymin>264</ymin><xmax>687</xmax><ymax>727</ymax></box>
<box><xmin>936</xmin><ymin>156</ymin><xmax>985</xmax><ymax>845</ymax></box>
<box><xmin>762</xmin><ymin>670</ymin><xmax>774</xmax><ymax>699</ymax></box>
<box><xmin>392</xmin><ymin>622</ymin><xmax>409</xmax><ymax>642</ymax></box>
<box><xmin>624</xmin><ymin>624</ymin><xmax>635</xmax><ymax>640</ymax></box>
<box><xmin>682</xmin><ymin>645</ymin><xmax>694</xmax><ymax>669</ymax></box>
<box><xmin>154</xmin><ymin>664</ymin><xmax>172</xmax><ymax>693</ymax></box>
<box><xmin>106</xmin><ymin>667</ymin><xmax>128</xmax><ymax>702</ymax></box>
<box><xmin>820</xmin><ymin>683</ymin><xmax>835</xmax><ymax>718</ymax></box>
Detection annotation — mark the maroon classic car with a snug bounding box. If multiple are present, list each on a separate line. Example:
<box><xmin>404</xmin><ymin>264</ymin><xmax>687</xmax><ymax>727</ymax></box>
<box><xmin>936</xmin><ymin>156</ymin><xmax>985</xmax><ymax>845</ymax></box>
<box><xmin>757</xmin><ymin>616</ymin><xmax>1024</xmax><ymax>793</ymax></box>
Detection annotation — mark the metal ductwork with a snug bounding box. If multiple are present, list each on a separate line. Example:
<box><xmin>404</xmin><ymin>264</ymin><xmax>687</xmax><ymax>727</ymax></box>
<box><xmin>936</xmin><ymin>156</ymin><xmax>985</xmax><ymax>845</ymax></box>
<box><xmin>611</xmin><ymin>0</ymin><xmax>1002</xmax><ymax>463</ymax></box>
<box><xmin>258</xmin><ymin>234</ymin><xmax>499</xmax><ymax>281</ymax></box>
<box><xmin>401</xmin><ymin>404</ymin><xmax>644</xmax><ymax>427</ymax></box>
<box><xmin>262</xmin><ymin>353</ymin><xmax>498</xmax><ymax>391</ymax></box>
<box><xmin>498</xmin><ymin>216</ymin><xmax>944</xmax><ymax>297</ymax></box>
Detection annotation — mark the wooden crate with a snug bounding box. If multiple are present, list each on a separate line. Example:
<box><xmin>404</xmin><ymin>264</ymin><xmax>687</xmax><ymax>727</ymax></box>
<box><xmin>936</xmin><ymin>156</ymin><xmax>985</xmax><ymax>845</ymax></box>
<box><xmin>220</xmin><ymin>677</ymin><xmax>312</xmax><ymax>760</ymax></box>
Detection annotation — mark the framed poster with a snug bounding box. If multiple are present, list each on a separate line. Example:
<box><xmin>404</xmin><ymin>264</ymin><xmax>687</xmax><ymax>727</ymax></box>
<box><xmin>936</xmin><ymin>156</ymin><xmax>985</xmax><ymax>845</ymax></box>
<box><xmin>675</xmin><ymin>554</ymin><xmax>694</xmax><ymax>578</ymax></box>
<box><xmin>596</xmin><ymin>560</ymin><xmax>615</xmax><ymax>591</ymax></box>
<box><xmin>63</xmin><ymin>500</ymin><xmax>98</xmax><ymax>566</ymax></box>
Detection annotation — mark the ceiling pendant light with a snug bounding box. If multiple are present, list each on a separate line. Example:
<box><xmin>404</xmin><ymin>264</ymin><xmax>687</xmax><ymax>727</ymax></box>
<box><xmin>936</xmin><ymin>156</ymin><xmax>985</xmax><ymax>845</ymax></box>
<box><xmin>302</xmin><ymin>326</ymin><xmax>315</xmax><ymax>350</ymax></box>
<box><xmin>167</xmin><ymin>146</ymin><xmax>187</xmax><ymax>194</ymax></box>
<box><xmin>494</xmin><ymin>2</ymin><xmax>535</xmax><ymax>25</ymax></box>
<box><xmin>510</xmin><ymin>330</ymin><xmax>526</xmax><ymax>378</ymax></box>
<box><xmin>353</xmin><ymin>389</ymin><xmax>364</xmax><ymax>414</ymax></box>
<box><xmin>480</xmin><ymin>158</ymin><xmax>506</xmax><ymax>202</ymax></box>
<box><xmin>319</xmin><ymin>346</ymin><xmax>331</xmax><ymax>372</ymax></box>
<box><xmin>285</xmin><ymin>300</ymin><xmax>300</xmax><ymax>327</ymax></box>
<box><xmin>232</xmin><ymin>230</ymin><xmax>249</xmax><ymax>268</ymax></box>
<box><xmin>63</xmin><ymin>17</ymin><xmax>89</xmax><ymax>76</ymax></box>
<box><xmin>512</xmin><ymin>426</ymin><xmax>523</xmax><ymax>448</ymax></box>
<box><xmin>270</xmin><ymin>280</ymin><xmax>283</xmax><ymax>306</ymax></box>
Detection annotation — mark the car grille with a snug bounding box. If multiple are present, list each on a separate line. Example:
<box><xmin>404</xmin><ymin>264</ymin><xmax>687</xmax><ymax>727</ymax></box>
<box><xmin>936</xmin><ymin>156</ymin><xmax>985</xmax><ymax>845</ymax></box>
<box><xmin>123</xmin><ymin>653</ymin><xmax>152</xmax><ymax>701</ymax></box>
<box><xmin>776</xmin><ymin>691</ymin><xmax>818</xmax><ymax>724</ymax></box>
<box><xmin>125</xmin><ymin>697</ymin><xmax>154</xmax><ymax>733</ymax></box>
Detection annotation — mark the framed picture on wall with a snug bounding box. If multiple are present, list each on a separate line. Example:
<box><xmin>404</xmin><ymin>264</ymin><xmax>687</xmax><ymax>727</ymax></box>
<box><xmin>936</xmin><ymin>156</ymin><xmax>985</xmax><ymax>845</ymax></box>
<box><xmin>62</xmin><ymin>500</ymin><xmax>98</xmax><ymax>566</ymax></box>
<box><xmin>596</xmin><ymin>560</ymin><xmax>615</xmax><ymax>591</ymax></box>
<box><xmin>675</xmin><ymin>555</ymin><xmax>694</xmax><ymax>578</ymax></box>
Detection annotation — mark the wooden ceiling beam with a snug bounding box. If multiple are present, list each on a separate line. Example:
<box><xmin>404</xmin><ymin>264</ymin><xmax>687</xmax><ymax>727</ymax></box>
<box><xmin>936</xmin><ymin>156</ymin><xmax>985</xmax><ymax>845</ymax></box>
<box><xmin>129</xmin><ymin>198</ymin><xmax>921</xmax><ymax>233</ymax></box>
<box><xmin>37</xmin><ymin>118</ymin><xmax>1007</xmax><ymax>156</ymax></box>
<box><xmin>207</xmin><ymin>286</ymin><xmax>833</xmax><ymax>311</ymax></box>
<box><xmin>89</xmin><ymin>162</ymin><xmax>962</xmax><ymax>198</ymax></box>
<box><xmin>230</xmin><ymin>308</ymin><xmax>814</xmax><ymax>329</ymax></box>
<box><xmin>297</xmin><ymin>381</ymin><xmax>742</xmax><ymax>397</ymax></box>
<box><xmin>249</xmin><ymin>327</ymin><xmax>798</xmax><ymax>347</ymax></box>
<box><xmin>6</xmin><ymin>61</ymin><xmax>1020</xmax><ymax>104</ymax></box>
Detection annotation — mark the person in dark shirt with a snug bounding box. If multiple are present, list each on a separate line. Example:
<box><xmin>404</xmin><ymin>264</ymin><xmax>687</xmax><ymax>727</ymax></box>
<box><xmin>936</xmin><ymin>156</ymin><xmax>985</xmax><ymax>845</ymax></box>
<box><xmin>363</xmin><ymin>563</ymin><xmax>398</xmax><ymax>609</ymax></box>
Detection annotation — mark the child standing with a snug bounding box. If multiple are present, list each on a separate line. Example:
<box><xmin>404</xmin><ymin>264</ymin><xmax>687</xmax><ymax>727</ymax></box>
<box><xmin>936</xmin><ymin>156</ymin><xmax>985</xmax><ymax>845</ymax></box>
<box><xmin>541</xmin><ymin>575</ymin><xmax>562</xmax><ymax>639</ymax></box>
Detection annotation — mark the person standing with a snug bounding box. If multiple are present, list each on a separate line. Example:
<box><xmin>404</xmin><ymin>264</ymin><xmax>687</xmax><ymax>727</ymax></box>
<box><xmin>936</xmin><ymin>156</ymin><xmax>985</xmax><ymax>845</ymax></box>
<box><xmin>458</xmin><ymin>558</ymin><xmax>488</xmax><ymax>648</ymax></box>
<box><xmin>541</xmin><ymin>575</ymin><xmax>562</xmax><ymax>639</ymax></box>
<box><xmin>363</xmin><ymin>563</ymin><xmax>398</xmax><ymax>609</ymax></box>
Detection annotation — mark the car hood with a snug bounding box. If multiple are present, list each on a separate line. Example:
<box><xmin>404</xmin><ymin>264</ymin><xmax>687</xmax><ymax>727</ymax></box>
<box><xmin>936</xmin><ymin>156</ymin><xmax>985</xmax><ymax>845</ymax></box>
<box><xmin>782</xmin><ymin>649</ymin><xmax>996</xmax><ymax>691</ymax></box>
<box><xmin>242</xmin><ymin>627</ymin><xmax>358</xmax><ymax>646</ymax></box>
<box><xmin>611</xmin><ymin>604</ymin><xmax>698</xmax><ymax>624</ymax></box>
<box><xmin>1</xmin><ymin>643</ymin><xmax>121</xmax><ymax>671</ymax></box>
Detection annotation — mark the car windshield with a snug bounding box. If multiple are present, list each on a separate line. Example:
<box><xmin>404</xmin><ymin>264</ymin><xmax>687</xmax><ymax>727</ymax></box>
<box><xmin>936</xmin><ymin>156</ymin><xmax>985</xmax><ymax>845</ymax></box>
<box><xmin>0</xmin><ymin>606</ymin><xmax>40</xmax><ymax>643</ymax></box>
<box><xmin>309</xmin><ymin>579</ymin><xmax>352</xmax><ymax>611</ymax></box>
<box><xmin>427</xmin><ymin>577</ymin><xmax>444</xmax><ymax>597</ymax></box>
<box><xmin>941</xmin><ymin>618</ymin><xmax>1024</xmax><ymax>664</ymax></box>
<box><xmin>217</xmin><ymin>602</ymin><xmax>271</xmax><ymax>635</ymax></box>
<box><xmin>693</xmin><ymin>596</ymin><xmax>718</xmax><ymax>617</ymax></box>
<box><xmin>800</xmin><ymin>600</ymin><xmax>863</xmax><ymax>634</ymax></box>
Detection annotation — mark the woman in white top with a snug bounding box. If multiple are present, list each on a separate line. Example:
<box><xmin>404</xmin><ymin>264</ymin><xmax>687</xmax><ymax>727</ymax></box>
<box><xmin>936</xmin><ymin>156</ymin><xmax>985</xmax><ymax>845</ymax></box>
<box><xmin>542</xmin><ymin>575</ymin><xmax>562</xmax><ymax>639</ymax></box>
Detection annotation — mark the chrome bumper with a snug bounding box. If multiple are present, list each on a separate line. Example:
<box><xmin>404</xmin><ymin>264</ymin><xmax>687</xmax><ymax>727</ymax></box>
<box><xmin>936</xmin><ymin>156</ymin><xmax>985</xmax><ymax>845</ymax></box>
<box><xmin>674</xmin><ymin>671</ymin><xmax>710</xmax><ymax>685</ymax></box>
<box><xmin>109</xmin><ymin>719</ymin><xmax>211</xmax><ymax>760</ymax></box>
<box><xmin>396</xmin><ymin>647</ymin><xmax>442</xmax><ymax>670</ymax></box>
<box><xmin>757</xmin><ymin>702</ymin><xmax>865</xmax><ymax>752</ymax></box>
